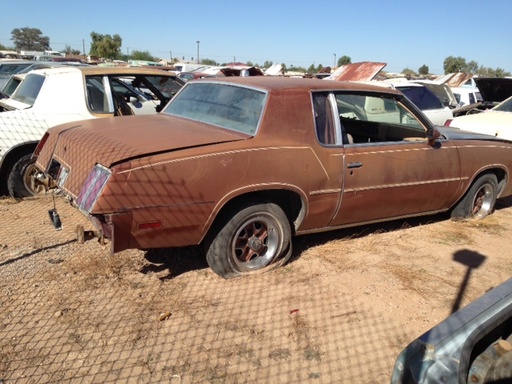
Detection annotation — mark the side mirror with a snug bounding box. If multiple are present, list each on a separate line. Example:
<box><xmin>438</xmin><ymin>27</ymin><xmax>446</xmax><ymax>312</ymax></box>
<box><xmin>427</xmin><ymin>127</ymin><xmax>441</xmax><ymax>146</ymax></box>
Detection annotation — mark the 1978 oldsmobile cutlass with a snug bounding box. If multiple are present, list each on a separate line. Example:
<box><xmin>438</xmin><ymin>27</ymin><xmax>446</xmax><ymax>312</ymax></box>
<box><xmin>33</xmin><ymin>77</ymin><xmax>512</xmax><ymax>278</ymax></box>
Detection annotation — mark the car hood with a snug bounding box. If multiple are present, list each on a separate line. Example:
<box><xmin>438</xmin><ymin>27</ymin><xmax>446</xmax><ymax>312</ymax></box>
<box><xmin>474</xmin><ymin>77</ymin><xmax>512</xmax><ymax>103</ymax></box>
<box><xmin>437</xmin><ymin>125</ymin><xmax>512</xmax><ymax>142</ymax></box>
<box><xmin>39</xmin><ymin>114</ymin><xmax>251</xmax><ymax>189</ymax></box>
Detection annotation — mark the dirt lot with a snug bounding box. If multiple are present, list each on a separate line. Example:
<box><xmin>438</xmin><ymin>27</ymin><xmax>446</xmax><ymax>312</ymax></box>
<box><xmin>1</xmin><ymin>194</ymin><xmax>512</xmax><ymax>383</ymax></box>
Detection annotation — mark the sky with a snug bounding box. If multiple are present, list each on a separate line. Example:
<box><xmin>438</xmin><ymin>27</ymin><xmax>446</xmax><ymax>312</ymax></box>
<box><xmin>1</xmin><ymin>0</ymin><xmax>511</xmax><ymax>74</ymax></box>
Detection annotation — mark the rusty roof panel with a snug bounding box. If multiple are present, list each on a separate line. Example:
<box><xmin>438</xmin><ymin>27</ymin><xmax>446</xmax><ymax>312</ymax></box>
<box><xmin>326</xmin><ymin>62</ymin><xmax>387</xmax><ymax>81</ymax></box>
<box><xmin>435</xmin><ymin>73</ymin><xmax>474</xmax><ymax>87</ymax></box>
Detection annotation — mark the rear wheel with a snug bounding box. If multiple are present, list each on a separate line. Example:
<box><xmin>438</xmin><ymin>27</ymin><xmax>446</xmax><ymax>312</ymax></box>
<box><xmin>206</xmin><ymin>202</ymin><xmax>292</xmax><ymax>278</ymax></box>
<box><xmin>451</xmin><ymin>173</ymin><xmax>498</xmax><ymax>220</ymax></box>
<box><xmin>7</xmin><ymin>154</ymin><xmax>44</xmax><ymax>198</ymax></box>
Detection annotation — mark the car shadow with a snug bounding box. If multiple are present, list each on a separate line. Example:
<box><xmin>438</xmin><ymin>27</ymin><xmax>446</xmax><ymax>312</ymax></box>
<box><xmin>138</xmin><ymin>196</ymin><xmax>512</xmax><ymax>279</ymax></box>
<box><xmin>140</xmin><ymin>246</ymin><xmax>208</xmax><ymax>280</ymax></box>
<box><xmin>495</xmin><ymin>195</ymin><xmax>512</xmax><ymax>210</ymax></box>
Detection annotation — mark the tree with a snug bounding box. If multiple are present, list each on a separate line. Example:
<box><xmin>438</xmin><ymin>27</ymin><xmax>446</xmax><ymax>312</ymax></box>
<box><xmin>467</xmin><ymin>60</ymin><xmax>479</xmax><ymax>74</ymax></box>
<box><xmin>201</xmin><ymin>58</ymin><xmax>217</xmax><ymax>66</ymax></box>
<box><xmin>11</xmin><ymin>27</ymin><xmax>50</xmax><ymax>51</ymax></box>
<box><xmin>401</xmin><ymin>68</ymin><xmax>416</xmax><ymax>78</ymax></box>
<box><xmin>263</xmin><ymin>60</ymin><xmax>273</xmax><ymax>69</ymax></box>
<box><xmin>477</xmin><ymin>66</ymin><xmax>511</xmax><ymax>77</ymax></box>
<box><xmin>443</xmin><ymin>56</ymin><xmax>510</xmax><ymax>77</ymax></box>
<box><xmin>89</xmin><ymin>32</ymin><xmax>122</xmax><ymax>60</ymax></box>
<box><xmin>418</xmin><ymin>64</ymin><xmax>429</xmax><ymax>75</ymax></box>
<box><xmin>307</xmin><ymin>64</ymin><xmax>316</xmax><ymax>73</ymax></box>
<box><xmin>64</xmin><ymin>45</ymin><xmax>81</xmax><ymax>56</ymax></box>
<box><xmin>130</xmin><ymin>50</ymin><xmax>157</xmax><ymax>61</ymax></box>
<box><xmin>443</xmin><ymin>56</ymin><xmax>467</xmax><ymax>74</ymax></box>
<box><xmin>337</xmin><ymin>55</ymin><xmax>351</xmax><ymax>66</ymax></box>
<box><xmin>288</xmin><ymin>65</ymin><xmax>307</xmax><ymax>73</ymax></box>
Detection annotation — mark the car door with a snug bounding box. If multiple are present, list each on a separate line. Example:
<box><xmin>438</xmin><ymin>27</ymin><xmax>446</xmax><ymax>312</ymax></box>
<box><xmin>327</xmin><ymin>92</ymin><xmax>462</xmax><ymax>227</ymax></box>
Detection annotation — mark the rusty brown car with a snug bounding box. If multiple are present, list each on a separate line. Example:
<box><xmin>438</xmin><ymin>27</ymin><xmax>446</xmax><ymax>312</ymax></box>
<box><xmin>33</xmin><ymin>77</ymin><xmax>512</xmax><ymax>278</ymax></box>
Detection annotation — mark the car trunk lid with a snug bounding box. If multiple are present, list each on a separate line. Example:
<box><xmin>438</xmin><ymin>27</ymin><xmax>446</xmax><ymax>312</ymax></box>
<box><xmin>38</xmin><ymin>114</ymin><xmax>251</xmax><ymax>196</ymax></box>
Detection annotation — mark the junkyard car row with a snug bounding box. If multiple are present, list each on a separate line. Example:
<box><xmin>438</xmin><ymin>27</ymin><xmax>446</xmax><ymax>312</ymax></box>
<box><xmin>2</xmin><ymin>59</ymin><xmax>512</xmax><ymax>382</ymax></box>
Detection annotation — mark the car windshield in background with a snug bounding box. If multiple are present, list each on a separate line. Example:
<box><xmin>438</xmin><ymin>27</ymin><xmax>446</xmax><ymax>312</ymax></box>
<box><xmin>163</xmin><ymin>82</ymin><xmax>266</xmax><ymax>134</ymax></box>
<box><xmin>495</xmin><ymin>97</ymin><xmax>512</xmax><ymax>112</ymax></box>
<box><xmin>142</xmin><ymin>75</ymin><xmax>185</xmax><ymax>100</ymax></box>
<box><xmin>0</xmin><ymin>62</ymin><xmax>33</xmax><ymax>74</ymax></box>
<box><xmin>10</xmin><ymin>73</ymin><xmax>45</xmax><ymax>106</ymax></box>
<box><xmin>396</xmin><ymin>86</ymin><xmax>443</xmax><ymax>110</ymax></box>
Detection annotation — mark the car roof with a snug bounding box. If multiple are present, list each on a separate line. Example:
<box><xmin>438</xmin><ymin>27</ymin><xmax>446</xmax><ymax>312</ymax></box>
<box><xmin>27</xmin><ymin>66</ymin><xmax>178</xmax><ymax>77</ymax></box>
<box><xmin>196</xmin><ymin>76</ymin><xmax>404</xmax><ymax>96</ymax></box>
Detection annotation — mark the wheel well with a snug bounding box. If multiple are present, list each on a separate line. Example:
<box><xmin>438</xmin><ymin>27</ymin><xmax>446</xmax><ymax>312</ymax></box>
<box><xmin>491</xmin><ymin>168</ymin><xmax>508</xmax><ymax>197</ymax></box>
<box><xmin>0</xmin><ymin>143</ymin><xmax>37</xmax><ymax>191</ymax></box>
<box><xmin>207</xmin><ymin>189</ymin><xmax>304</xmax><ymax>240</ymax></box>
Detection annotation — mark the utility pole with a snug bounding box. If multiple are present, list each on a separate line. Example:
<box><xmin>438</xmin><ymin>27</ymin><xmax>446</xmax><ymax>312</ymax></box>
<box><xmin>196</xmin><ymin>41</ymin><xmax>200</xmax><ymax>64</ymax></box>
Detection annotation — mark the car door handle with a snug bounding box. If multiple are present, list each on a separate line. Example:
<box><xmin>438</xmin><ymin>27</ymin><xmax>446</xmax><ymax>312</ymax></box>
<box><xmin>347</xmin><ymin>162</ymin><xmax>363</xmax><ymax>169</ymax></box>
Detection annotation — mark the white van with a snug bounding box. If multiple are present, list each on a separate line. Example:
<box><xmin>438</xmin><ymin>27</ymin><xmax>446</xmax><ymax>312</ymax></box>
<box><xmin>451</xmin><ymin>87</ymin><xmax>482</xmax><ymax>106</ymax></box>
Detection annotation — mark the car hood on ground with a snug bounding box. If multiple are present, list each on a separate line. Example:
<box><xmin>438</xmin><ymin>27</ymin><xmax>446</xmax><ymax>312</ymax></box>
<box><xmin>474</xmin><ymin>78</ymin><xmax>512</xmax><ymax>103</ymax></box>
<box><xmin>41</xmin><ymin>114</ymin><xmax>251</xmax><ymax>169</ymax></box>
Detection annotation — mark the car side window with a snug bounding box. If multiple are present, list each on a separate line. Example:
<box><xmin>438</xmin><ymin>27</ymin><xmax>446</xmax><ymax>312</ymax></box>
<box><xmin>86</xmin><ymin>76</ymin><xmax>108</xmax><ymax>113</ymax></box>
<box><xmin>335</xmin><ymin>93</ymin><xmax>426</xmax><ymax>144</ymax></box>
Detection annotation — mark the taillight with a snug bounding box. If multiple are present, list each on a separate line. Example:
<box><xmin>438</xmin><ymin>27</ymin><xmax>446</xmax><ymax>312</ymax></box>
<box><xmin>444</xmin><ymin>119</ymin><xmax>453</xmax><ymax>127</ymax></box>
<box><xmin>76</xmin><ymin>165</ymin><xmax>111</xmax><ymax>213</ymax></box>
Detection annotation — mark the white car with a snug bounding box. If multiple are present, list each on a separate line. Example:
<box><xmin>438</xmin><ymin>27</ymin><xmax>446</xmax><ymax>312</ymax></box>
<box><xmin>0</xmin><ymin>66</ymin><xmax>184</xmax><ymax>198</ymax></box>
<box><xmin>382</xmin><ymin>80</ymin><xmax>454</xmax><ymax>125</ymax></box>
<box><xmin>445</xmin><ymin>95</ymin><xmax>512</xmax><ymax>140</ymax></box>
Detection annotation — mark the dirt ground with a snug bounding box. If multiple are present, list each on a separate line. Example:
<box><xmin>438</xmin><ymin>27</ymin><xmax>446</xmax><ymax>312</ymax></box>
<box><xmin>1</xmin><ymin>194</ymin><xmax>512</xmax><ymax>383</ymax></box>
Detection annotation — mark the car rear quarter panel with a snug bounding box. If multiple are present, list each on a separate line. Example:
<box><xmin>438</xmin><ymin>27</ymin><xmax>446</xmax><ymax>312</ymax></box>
<box><xmin>94</xmin><ymin>140</ymin><xmax>338</xmax><ymax>249</ymax></box>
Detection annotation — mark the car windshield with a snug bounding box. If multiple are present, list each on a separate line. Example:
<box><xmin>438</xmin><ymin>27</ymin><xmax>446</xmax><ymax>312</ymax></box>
<box><xmin>163</xmin><ymin>82</ymin><xmax>266</xmax><ymax>135</ymax></box>
<box><xmin>10</xmin><ymin>73</ymin><xmax>45</xmax><ymax>106</ymax></box>
<box><xmin>494</xmin><ymin>96</ymin><xmax>512</xmax><ymax>112</ymax></box>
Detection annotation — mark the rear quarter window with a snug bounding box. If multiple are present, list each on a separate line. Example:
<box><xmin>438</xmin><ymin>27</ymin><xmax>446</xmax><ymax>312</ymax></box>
<box><xmin>10</xmin><ymin>73</ymin><xmax>45</xmax><ymax>106</ymax></box>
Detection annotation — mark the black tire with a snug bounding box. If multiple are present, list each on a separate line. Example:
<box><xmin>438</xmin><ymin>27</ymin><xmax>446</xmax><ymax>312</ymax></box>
<box><xmin>7</xmin><ymin>154</ymin><xmax>43</xmax><ymax>198</ymax></box>
<box><xmin>205</xmin><ymin>202</ymin><xmax>292</xmax><ymax>278</ymax></box>
<box><xmin>451</xmin><ymin>173</ymin><xmax>498</xmax><ymax>220</ymax></box>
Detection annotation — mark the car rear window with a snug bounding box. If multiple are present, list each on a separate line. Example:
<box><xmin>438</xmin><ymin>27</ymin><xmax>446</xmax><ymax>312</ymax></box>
<box><xmin>10</xmin><ymin>73</ymin><xmax>45</xmax><ymax>106</ymax></box>
<box><xmin>163</xmin><ymin>82</ymin><xmax>266</xmax><ymax>135</ymax></box>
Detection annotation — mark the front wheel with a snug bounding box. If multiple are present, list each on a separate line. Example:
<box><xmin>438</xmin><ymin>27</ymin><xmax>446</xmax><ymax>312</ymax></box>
<box><xmin>206</xmin><ymin>202</ymin><xmax>292</xmax><ymax>278</ymax></box>
<box><xmin>451</xmin><ymin>173</ymin><xmax>498</xmax><ymax>220</ymax></box>
<box><xmin>7</xmin><ymin>154</ymin><xmax>44</xmax><ymax>198</ymax></box>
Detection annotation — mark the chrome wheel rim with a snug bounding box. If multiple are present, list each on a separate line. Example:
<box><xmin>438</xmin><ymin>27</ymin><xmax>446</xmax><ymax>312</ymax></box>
<box><xmin>472</xmin><ymin>183</ymin><xmax>494</xmax><ymax>219</ymax></box>
<box><xmin>230</xmin><ymin>214</ymin><xmax>280</xmax><ymax>271</ymax></box>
